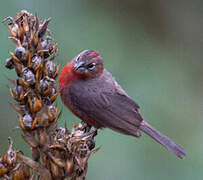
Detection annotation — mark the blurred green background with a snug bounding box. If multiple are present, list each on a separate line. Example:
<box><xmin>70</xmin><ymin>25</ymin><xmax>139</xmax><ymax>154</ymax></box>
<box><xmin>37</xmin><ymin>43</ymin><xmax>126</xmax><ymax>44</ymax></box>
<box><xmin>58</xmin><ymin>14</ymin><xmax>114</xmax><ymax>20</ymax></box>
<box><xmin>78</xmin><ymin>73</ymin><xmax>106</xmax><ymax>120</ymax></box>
<box><xmin>0</xmin><ymin>0</ymin><xmax>203</xmax><ymax>179</ymax></box>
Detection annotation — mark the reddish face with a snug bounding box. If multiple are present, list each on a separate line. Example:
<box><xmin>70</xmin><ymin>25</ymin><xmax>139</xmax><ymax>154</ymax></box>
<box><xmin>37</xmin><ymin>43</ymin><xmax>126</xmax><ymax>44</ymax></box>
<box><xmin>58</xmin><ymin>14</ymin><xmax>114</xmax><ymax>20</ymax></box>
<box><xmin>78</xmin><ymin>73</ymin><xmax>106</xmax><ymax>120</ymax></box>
<box><xmin>72</xmin><ymin>50</ymin><xmax>104</xmax><ymax>79</ymax></box>
<box><xmin>59</xmin><ymin>50</ymin><xmax>104</xmax><ymax>92</ymax></box>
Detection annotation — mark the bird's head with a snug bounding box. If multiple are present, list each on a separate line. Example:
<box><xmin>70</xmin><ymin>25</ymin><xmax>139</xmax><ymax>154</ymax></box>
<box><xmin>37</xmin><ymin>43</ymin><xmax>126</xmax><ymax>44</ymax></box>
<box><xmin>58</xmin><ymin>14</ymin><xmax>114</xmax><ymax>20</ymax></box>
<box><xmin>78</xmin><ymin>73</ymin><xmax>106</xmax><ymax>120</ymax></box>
<box><xmin>71</xmin><ymin>50</ymin><xmax>104</xmax><ymax>79</ymax></box>
<box><xmin>59</xmin><ymin>50</ymin><xmax>104</xmax><ymax>91</ymax></box>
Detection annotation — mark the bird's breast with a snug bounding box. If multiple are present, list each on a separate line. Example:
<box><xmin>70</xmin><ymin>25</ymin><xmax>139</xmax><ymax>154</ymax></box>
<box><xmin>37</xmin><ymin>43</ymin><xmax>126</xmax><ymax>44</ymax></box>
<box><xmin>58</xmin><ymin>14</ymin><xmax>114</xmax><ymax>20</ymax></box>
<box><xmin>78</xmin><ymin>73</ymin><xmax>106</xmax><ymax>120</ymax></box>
<box><xmin>60</xmin><ymin>82</ymin><xmax>103</xmax><ymax>128</ymax></box>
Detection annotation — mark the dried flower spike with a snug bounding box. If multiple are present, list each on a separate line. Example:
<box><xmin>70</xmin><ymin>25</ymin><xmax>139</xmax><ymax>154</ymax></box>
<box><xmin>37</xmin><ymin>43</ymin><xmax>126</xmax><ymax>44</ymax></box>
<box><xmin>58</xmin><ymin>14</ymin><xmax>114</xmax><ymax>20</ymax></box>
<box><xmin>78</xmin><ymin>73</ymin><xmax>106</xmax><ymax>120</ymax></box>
<box><xmin>4</xmin><ymin>10</ymin><xmax>99</xmax><ymax>180</ymax></box>
<box><xmin>4</xmin><ymin>10</ymin><xmax>58</xmax><ymax>130</ymax></box>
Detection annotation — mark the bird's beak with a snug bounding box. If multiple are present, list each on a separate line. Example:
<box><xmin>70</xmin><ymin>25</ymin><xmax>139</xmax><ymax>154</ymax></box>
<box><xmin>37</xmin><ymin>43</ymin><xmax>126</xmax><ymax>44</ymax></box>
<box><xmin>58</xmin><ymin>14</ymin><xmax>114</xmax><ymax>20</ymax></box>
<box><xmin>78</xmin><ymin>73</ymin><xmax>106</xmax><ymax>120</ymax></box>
<box><xmin>74</xmin><ymin>61</ymin><xmax>85</xmax><ymax>71</ymax></box>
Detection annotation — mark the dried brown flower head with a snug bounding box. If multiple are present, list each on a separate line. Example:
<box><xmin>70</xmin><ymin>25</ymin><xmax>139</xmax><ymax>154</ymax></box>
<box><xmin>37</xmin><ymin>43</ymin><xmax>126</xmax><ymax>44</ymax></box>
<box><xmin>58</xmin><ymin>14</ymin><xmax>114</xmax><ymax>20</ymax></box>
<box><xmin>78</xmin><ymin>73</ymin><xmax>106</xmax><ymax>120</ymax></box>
<box><xmin>2</xmin><ymin>10</ymin><xmax>99</xmax><ymax>180</ymax></box>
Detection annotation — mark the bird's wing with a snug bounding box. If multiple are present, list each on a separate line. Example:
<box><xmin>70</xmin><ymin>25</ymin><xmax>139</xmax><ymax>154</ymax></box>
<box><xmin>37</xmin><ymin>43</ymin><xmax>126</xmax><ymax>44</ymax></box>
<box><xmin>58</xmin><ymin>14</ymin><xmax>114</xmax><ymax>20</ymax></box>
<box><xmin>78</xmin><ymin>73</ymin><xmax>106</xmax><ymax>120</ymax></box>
<box><xmin>69</xmin><ymin>70</ymin><xmax>143</xmax><ymax>136</ymax></box>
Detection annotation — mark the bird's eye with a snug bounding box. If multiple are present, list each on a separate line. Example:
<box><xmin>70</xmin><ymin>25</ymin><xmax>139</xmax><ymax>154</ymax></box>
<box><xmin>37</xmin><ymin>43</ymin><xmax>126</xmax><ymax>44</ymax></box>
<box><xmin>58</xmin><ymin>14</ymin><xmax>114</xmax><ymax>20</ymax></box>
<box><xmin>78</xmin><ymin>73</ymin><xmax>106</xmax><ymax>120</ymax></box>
<box><xmin>87</xmin><ymin>63</ymin><xmax>96</xmax><ymax>70</ymax></box>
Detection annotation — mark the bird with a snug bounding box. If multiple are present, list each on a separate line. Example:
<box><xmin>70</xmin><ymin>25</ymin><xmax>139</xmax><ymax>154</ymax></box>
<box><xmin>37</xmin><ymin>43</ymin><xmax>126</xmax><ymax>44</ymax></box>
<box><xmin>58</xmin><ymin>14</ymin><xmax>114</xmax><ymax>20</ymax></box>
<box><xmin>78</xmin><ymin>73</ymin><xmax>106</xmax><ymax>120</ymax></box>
<box><xmin>58</xmin><ymin>49</ymin><xmax>186</xmax><ymax>159</ymax></box>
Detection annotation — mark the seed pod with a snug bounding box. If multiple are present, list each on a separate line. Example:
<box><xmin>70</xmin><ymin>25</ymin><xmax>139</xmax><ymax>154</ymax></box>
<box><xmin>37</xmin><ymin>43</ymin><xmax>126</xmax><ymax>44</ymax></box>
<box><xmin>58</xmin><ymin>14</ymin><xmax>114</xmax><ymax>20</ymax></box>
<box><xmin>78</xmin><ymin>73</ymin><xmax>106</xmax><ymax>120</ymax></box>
<box><xmin>5</xmin><ymin>58</ymin><xmax>14</xmax><ymax>69</ymax></box>
<box><xmin>44</xmin><ymin>60</ymin><xmax>58</xmax><ymax>78</ymax></box>
<box><xmin>42</xmin><ymin>43</ymin><xmax>58</xmax><ymax>58</ymax></box>
<box><xmin>22</xmin><ymin>68</ymin><xmax>35</xmax><ymax>86</ymax></box>
<box><xmin>14</xmin><ymin>46</ymin><xmax>26</xmax><ymax>62</ymax></box>
<box><xmin>30</xmin><ymin>55</ymin><xmax>43</xmax><ymax>71</ymax></box>
<box><xmin>18</xmin><ymin>114</ymin><xmax>37</xmax><ymax>130</ymax></box>
<box><xmin>3</xmin><ymin>137</ymin><xmax>18</xmax><ymax>166</ymax></box>
<box><xmin>43</xmin><ymin>50</ymin><xmax>50</xmax><ymax>59</ymax></box>
<box><xmin>40</xmin><ymin>40</ymin><xmax>51</xmax><ymax>58</ymax></box>
<box><xmin>9</xmin><ymin>84</ymin><xmax>24</xmax><ymax>101</ymax></box>
<box><xmin>6</xmin><ymin>149</ymin><xmax>17</xmax><ymax>166</ymax></box>
<box><xmin>41</xmin><ymin>39</ymin><xmax>49</xmax><ymax>49</ymax></box>
<box><xmin>39</xmin><ymin>76</ymin><xmax>55</xmax><ymax>95</ymax></box>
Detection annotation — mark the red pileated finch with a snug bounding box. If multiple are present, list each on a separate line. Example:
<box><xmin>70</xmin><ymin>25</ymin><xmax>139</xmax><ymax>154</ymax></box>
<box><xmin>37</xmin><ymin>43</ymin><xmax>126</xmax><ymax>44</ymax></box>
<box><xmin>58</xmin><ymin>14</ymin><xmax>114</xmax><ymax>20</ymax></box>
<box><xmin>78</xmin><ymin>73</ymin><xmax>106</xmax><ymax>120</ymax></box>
<box><xmin>59</xmin><ymin>50</ymin><xmax>186</xmax><ymax>159</ymax></box>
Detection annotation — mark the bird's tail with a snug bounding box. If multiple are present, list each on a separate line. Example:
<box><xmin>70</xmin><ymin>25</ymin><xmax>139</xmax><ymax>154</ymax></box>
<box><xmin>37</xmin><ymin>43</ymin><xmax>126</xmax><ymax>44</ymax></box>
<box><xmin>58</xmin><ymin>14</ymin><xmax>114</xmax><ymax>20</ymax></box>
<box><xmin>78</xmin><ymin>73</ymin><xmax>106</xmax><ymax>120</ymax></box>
<box><xmin>139</xmin><ymin>121</ymin><xmax>186</xmax><ymax>159</ymax></box>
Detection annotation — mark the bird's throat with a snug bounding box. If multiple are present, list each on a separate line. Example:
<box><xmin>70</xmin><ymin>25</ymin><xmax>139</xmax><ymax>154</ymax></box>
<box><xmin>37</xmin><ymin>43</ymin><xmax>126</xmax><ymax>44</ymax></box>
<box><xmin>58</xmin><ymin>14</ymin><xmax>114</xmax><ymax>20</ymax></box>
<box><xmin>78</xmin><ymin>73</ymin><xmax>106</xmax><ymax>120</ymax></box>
<box><xmin>58</xmin><ymin>62</ymin><xmax>75</xmax><ymax>92</ymax></box>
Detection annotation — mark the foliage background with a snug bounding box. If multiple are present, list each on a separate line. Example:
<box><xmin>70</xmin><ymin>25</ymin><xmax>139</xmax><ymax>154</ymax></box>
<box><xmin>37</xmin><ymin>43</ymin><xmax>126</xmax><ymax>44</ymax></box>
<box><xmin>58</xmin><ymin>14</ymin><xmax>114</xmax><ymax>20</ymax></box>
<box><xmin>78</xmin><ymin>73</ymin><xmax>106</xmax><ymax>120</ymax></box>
<box><xmin>0</xmin><ymin>0</ymin><xmax>202</xmax><ymax>179</ymax></box>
